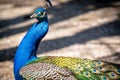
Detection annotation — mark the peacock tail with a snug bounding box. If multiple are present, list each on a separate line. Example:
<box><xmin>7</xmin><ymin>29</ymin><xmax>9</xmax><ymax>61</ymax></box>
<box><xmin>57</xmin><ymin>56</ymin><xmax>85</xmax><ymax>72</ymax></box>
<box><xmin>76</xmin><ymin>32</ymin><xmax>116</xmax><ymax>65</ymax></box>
<box><xmin>20</xmin><ymin>56</ymin><xmax>120</xmax><ymax>80</ymax></box>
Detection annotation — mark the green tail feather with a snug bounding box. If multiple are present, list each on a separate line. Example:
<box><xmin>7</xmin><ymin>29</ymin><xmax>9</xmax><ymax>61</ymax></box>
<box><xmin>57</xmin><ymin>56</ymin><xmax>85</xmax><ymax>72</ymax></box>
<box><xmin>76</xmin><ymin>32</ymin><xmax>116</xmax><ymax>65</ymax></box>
<box><xmin>20</xmin><ymin>56</ymin><xmax>120</xmax><ymax>80</ymax></box>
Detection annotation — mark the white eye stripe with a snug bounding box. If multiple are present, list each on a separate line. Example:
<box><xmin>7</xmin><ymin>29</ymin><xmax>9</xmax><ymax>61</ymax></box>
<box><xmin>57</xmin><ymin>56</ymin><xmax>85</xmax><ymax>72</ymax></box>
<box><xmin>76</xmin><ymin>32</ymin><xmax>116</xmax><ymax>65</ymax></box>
<box><xmin>37</xmin><ymin>12</ymin><xmax>41</xmax><ymax>15</ymax></box>
<box><xmin>38</xmin><ymin>12</ymin><xmax>44</xmax><ymax>14</ymax></box>
<box><xmin>37</xmin><ymin>12</ymin><xmax>46</xmax><ymax>16</ymax></box>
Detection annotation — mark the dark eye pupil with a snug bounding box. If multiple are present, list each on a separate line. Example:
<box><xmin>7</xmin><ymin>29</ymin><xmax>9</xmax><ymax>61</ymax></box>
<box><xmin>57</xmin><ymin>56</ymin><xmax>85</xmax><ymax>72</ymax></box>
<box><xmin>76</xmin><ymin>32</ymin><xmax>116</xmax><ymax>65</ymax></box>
<box><xmin>40</xmin><ymin>12</ymin><xmax>43</xmax><ymax>15</ymax></box>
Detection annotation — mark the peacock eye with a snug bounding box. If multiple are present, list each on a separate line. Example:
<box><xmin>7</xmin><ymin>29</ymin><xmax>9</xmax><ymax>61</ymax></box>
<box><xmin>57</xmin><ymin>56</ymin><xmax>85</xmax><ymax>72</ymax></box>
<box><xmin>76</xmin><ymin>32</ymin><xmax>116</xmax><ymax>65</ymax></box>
<box><xmin>40</xmin><ymin>12</ymin><xmax>44</xmax><ymax>15</ymax></box>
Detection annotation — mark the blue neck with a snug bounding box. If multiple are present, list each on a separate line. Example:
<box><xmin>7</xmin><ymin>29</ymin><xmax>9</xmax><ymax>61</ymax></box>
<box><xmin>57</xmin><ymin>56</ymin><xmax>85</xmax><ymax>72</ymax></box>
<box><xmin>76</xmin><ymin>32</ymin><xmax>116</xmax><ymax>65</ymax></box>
<box><xmin>14</xmin><ymin>19</ymin><xmax>48</xmax><ymax>80</ymax></box>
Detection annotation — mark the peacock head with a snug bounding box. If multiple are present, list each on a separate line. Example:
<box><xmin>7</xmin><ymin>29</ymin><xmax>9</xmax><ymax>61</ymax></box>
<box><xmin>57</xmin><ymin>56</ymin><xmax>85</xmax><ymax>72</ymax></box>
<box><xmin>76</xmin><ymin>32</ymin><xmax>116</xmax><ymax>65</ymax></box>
<box><xmin>30</xmin><ymin>8</ymin><xmax>47</xmax><ymax>21</ymax></box>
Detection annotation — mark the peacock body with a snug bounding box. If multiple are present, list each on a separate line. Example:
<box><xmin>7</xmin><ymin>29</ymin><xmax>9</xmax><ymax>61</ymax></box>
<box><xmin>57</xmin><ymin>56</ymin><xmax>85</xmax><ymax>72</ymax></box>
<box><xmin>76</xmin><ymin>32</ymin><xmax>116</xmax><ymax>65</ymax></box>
<box><xmin>14</xmin><ymin>6</ymin><xmax>120</xmax><ymax>80</ymax></box>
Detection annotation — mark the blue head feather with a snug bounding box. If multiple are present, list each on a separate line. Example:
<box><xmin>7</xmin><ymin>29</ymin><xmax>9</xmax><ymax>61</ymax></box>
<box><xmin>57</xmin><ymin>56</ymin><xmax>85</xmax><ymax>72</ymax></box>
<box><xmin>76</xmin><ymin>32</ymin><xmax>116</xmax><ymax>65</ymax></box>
<box><xmin>14</xmin><ymin>7</ymin><xmax>49</xmax><ymax>80</ymax></box>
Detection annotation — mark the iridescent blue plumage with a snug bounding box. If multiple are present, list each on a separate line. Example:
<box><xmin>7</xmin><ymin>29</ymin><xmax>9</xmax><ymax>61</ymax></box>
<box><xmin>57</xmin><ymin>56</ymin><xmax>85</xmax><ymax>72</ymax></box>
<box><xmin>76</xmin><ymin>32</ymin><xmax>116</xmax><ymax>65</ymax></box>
<box><xmin>14</xmin><ymin>8</ymin><xmax>49</xmax><ymax>80</ymax></box>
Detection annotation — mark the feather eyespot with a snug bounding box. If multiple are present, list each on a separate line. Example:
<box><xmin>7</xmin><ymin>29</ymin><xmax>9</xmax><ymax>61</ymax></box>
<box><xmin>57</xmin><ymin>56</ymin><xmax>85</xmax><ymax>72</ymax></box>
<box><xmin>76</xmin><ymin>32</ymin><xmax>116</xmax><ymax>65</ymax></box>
<box><xmin>78</xmin><ymin>66</ymin><xmax>81</xmax><ymax>69</ymax></box>
<box><xmin>102</xmin><ymin>76</ymin><xmax>107</xmax><ymax>80</ymax></box>
<box><xmin>92</xmin><ymin>64</ymin><xmax>95</xmax><ymax>67</ymax></box>
<box><xmin>93</xmin><ymin>69</ymin><xmax>96</xmax><ymax>73</ymax></box>
<box><xmin>97</xmin><ymin>61</ymin><xmax>101</xmax><ymax>64</ymax></box>
<box><xmin>83</xmin><ymin>71</ymin><xmax>90</xmax><ymax>77</ymax></box>
<box><xmin>98</xmin><ymin>66</ymin><xmax>102</xmax><ymax>70</ymax></box>
<box><xmin>85</xmin><ymin>72</ymin><xmax>89</xmax><ymax>76</ymax></box>
<box><xmin>109</xmin><ymin>72</ymin><xmax>116</xmax><ymax>78</ymax></box>
<box><xmin>117</xmin><ymin>69</ymin><xmax>120</xmax><ymax>73</ymax></box>
<box><xmin>111</xmin><ymin>73</ymin><xmax>115</xmax><ymax>77</ymax></box>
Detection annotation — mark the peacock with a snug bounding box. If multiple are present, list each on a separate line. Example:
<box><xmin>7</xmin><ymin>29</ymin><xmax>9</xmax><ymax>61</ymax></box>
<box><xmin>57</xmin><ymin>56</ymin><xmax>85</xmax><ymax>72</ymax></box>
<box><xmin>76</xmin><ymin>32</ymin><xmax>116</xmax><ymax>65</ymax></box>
<box><xmin>14</xmin><ymin>7</ymin><xmax>120</xmax><ymax>80</ymax></box>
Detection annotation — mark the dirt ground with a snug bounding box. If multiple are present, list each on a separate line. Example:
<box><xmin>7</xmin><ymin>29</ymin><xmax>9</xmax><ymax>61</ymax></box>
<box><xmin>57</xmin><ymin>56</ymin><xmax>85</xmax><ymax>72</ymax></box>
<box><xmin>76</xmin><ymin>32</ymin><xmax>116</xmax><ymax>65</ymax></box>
<box><xmin>0</xmin><ymin>0</ymin><xmax>120</xmax><ymax>80</ymax></box>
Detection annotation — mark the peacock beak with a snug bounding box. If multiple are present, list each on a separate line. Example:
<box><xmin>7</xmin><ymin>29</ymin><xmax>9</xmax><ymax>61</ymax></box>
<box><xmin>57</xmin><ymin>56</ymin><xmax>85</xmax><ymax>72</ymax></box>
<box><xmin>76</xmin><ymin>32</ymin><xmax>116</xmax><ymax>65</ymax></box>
<box><xmin>30</xmin><ymin>13</ymin><xmax>37</xmax><ymax>18</ymax></box>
